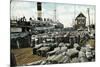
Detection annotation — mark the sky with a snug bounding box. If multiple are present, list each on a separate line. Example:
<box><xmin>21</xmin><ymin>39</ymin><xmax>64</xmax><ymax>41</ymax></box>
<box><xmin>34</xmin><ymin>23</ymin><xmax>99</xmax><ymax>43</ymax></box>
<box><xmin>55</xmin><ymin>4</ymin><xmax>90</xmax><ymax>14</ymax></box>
<box><xmin>11</xmin><ymin>1</ymin><xmax>96</xmax><ymax>28</ymax></box>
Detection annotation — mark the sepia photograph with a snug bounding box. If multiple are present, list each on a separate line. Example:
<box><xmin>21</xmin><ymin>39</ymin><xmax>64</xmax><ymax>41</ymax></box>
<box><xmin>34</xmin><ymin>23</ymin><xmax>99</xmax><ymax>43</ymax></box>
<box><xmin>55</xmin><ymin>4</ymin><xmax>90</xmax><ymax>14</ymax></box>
<box><xmin>10</xmin><ymin>0</ymin><xmax>96</xmax><ymax>66</ymax></box>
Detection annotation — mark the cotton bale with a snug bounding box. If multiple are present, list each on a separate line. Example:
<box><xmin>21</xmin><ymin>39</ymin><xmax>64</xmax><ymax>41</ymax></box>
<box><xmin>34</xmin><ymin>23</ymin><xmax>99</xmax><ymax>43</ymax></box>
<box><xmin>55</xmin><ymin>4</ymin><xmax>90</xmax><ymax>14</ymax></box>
<box><xmin>67</xmin><ymin>48</ymin><xmax>79</xmax><ymax>58</ymax></box>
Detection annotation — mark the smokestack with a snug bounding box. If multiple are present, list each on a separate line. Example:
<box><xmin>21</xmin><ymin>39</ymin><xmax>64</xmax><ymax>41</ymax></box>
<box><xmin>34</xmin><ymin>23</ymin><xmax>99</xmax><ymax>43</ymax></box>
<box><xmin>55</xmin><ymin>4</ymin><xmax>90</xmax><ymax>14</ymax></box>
<box><xmin>37</xmin><ymin>2</ymin><xmax>42</xmax><ymax>21</ymax></box>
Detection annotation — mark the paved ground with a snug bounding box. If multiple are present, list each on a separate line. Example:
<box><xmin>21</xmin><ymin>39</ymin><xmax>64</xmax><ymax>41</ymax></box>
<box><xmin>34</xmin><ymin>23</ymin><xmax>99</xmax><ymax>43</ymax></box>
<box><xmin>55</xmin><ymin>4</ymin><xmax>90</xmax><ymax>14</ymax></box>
<box><xmin>11</xmin><ymin>48</ymin><xmax>46</xmax><ymax>65</ymax></box>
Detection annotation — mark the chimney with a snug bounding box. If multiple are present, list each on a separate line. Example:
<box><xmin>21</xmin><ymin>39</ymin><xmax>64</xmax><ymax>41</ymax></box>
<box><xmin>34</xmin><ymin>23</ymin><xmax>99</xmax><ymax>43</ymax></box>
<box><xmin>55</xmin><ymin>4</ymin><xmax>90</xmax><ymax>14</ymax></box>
<box><xmin>37</xmin><ymin>2</ymin><xmax>42</xmax><ymax>21</ymax></box>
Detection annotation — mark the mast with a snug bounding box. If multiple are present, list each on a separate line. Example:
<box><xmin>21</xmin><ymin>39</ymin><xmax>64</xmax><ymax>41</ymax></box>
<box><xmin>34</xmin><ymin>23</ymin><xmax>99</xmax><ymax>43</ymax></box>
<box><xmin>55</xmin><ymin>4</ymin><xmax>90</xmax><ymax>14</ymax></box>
<box><xmin>87</xmin><ymin>8</ymin><xmax>90</xmax><ymax>32</ymax></box>
<box><xmin>54</xmin><ymin>4</ymin><xmax>56</xmax><ymax>22</ymax></box>
<box><xmin>74</xmin><ymin>4</ymin><xmax>76</xmax><ymax>20</ymax></box>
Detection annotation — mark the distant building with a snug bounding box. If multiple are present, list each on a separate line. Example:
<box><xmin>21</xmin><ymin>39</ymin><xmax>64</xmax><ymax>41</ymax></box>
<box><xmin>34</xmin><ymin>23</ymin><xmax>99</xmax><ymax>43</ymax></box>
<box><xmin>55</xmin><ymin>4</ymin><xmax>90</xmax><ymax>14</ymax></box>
<box><xmin>75</xmin><ymin>13</ymin><xmax>86</xmax><ymax>30</ymax></box>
